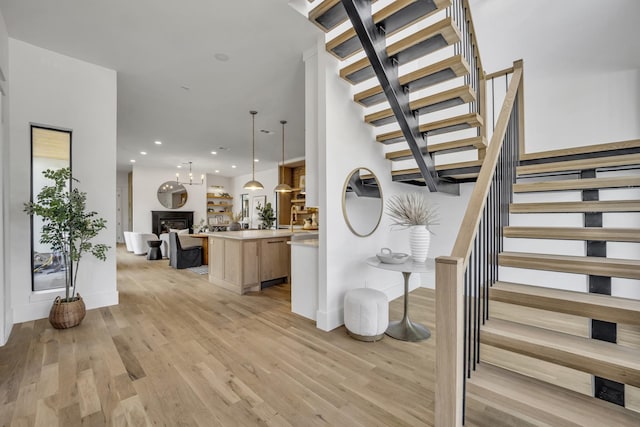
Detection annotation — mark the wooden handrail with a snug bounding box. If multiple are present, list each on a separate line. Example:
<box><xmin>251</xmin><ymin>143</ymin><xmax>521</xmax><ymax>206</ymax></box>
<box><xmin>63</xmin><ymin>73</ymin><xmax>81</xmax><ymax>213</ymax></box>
<box><xmin>485</xmin><ymin>66</ymin><xmax>515</xmax><ymax>80</ymax></box>
<box><xmin>450</xmin><ymin>60</ymin><xmax>523</xmax><ymax>265</ymax></box>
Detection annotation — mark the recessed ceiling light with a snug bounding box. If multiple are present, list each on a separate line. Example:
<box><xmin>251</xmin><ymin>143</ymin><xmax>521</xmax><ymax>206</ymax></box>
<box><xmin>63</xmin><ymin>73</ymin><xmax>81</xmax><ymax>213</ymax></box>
<box><xmin>177</xmin><ymin>165</ymin><xmax>182</xmax><ymax>168</ymax></box>
<box><xmin>254</xmin><ymin>159</ymin><xmax>259</xmax><ymax>162</ymax></box>
<box><xmin>231</xmin><ymin>165</ymin><xmax>237</xmax><ymax>169</ymax></box>
<box><xmin>214</xmin><ymin>53</ymin><xmax>230</xmax><ymax>62</ymax></box>
<box><xmin>154</xmin><ymin>140</ymin><xmax>162</xmax><ymax>145</ymax></box>
<box><xmin>211</xmin><ymin>151</ymin><xmax>217</xmax><ymax>155</ymax></box>
<box><xmin>215</xmin><ymin>170</ymin><xmax>220</xmax><ymax>173</ymax></box>
<box><xmin>130</xmin><ymin>159</ymin><xmax>136</xmax><ymax>163</ymax></box>
<box><xmin>140</xmin><ymin>151</ymin><xmax>147</xmax><ymax>155</ymax></box>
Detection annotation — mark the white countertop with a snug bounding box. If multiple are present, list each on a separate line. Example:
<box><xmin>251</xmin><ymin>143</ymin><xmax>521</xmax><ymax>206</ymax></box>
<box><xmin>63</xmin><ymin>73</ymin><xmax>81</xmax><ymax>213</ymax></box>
<box><xmin>203</xmin><ymin>230</ymin><xmax>316</xmax><ymax>240</ymax></box>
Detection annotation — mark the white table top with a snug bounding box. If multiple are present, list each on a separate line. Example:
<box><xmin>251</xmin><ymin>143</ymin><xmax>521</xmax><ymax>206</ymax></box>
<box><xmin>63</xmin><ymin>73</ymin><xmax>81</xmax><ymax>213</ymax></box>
<box><xmin>365</xmin><ymin>256</ymin><xmax>434</xmax><ymax>273</ymax></box>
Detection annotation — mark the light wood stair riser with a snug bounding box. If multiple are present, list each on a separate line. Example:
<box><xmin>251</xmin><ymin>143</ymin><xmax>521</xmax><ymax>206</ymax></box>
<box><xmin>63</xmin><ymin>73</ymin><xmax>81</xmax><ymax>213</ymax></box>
<box><xmin>340</xmin><ymin>17</ymin><xmax>460</xmax><ymax>84</ymax></box>
<box><xmin>365</xmin><ymin>85</ymin><xmax>475</xmax><ymax>127</ymax></box>
<box><xmin>517</xmin><ymin>153</ymin><xmax>640</xmax><ymax>176</ymax></box>
<box><xmin>513</xmin><ymin>176</ymin><xmax>640</xmax><ymax>192</ymax></box>
<box><xmin>509</xmin><ymin>200</ymin><xmax>640</xmax><ymax>214</ymax></box>
<box><xmin>377</xmin><ymin>112</ymin><xmax>483</xmax><ymax>143</ymax></box>
<box><xmin>353</xmin><ymin>54</ymin><xmax>470</xmax><ymax>107</ymax></box>
<box><xmin>326</xmin><ymin>0</ymin><xmax>451</xmax><ymax>60</ymax></box>
<box><xmin>481</xmin><ymin>319</ymin><xmax>640</xmax><ymax>387</ymax></box>
<box><xmin>503</xmin><ymin>226</ymin><xmax>640</xmax><ymax>242</ymax></box>
<box><xmin>498</xmin><ymin>252</ymin><xmax>640</xmax><ymax>280</ymax></box>
<box><xmin>467</xmin><ymin>364</ymin><xmax>640</xmax><ymax>426</ymax></box>
<box><xmin>385</xmin><ymin>136</ymin><xmax>486</xmax><ymax>160</ymax></box>
<box><xmin>490</xmin><ymin>281</ymin><xmax>640</xmax><ymax>325</ymax></box>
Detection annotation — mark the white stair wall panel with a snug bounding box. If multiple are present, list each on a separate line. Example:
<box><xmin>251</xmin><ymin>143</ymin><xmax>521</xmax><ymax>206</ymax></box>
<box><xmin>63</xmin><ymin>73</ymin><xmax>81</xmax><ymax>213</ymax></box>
<box><xmin>497</xmin><ymin>266</ymin><xmax>588</xmax><ymax>293</ymax></box>
<box><xmin>607</xmin><ymin>242</ymin><xmax>640</xmax><ymax>261</ymax></box>
<box><xmin>611</xmin><ymin>278</ymin><xmax>640</xmax><ymax>300</ymax></box>
<box><xmin>511</xmin><ymin>190</ymin><xmax>583</xmax><ymax>204</ymax></box>
<box><xmin>507</xmin><ymin>212</ymin><xmax>584</xmax><ymax>228</ymax></box>
<box><xmin>502</xmin><ymin>238</ymin><xmax>585</xmax><ymax>257</ymax></box>
<box><xmin>603</xmin><ymin>213</ymin><xmax>640</xmax><ymax>228</ymax></box>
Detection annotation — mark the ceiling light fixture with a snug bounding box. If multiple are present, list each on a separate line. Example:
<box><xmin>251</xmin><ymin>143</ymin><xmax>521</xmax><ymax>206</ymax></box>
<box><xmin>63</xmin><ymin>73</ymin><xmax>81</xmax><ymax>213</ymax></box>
<box><xmin>130</xmin><ymin>159</ymin><xmax>136</xmax><ymax>163</ymax></box>
<box><xmin>140</xmin><ymin>151</ymin><xmax>147</xmax><ymax>155</ymax></box>
<box><xmin>154</xmin><ymin>140</ymin><xmax>162</xmax><ymax>145</ymax></box>
<box><xmin>175</xmin><ymin>161</ymin><xmax>204</xmax><ymax>186</ymax></box>
<box><xmin>274</xmin><ymin>120</ymin><xmax>293</xmax><ymax>193</ymax></box>
<box><xmin>243</xmin><ymin>111</ymin><xmax>264</xmax><ymax>190</ymax></box>
<box><xmin>211</xmin><ymin>151</ymin><xmax>217</xmax><ymax>155</ymax></box>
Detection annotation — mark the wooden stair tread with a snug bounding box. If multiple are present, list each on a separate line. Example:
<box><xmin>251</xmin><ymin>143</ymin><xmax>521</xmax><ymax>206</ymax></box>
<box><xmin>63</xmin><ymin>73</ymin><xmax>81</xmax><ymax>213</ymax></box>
<box><xmin>377</xmin><ymin>112</ymin><xmax>483</xmax><ymax>143</ymax></box>
<box><xmin>365</xmin><ymin>85</ymin><xmax>475</xmax><ymax>127</ymax></box>
<box><xmin>482</xmin><ymin>318</ymin><xmax>640</xmax><ymax>387</ymax></box>
<box><xmin>340</xmin><ymin>17</ymin><xmax>460</xmax><ymax>84</ymax></box>
<box><xmin>498</xmin><ymin>251</ymin><xmax>640</xmax><ymax>280</ymax></box>
<box><xmin>385</xmin><ymin>136</ymin><xmax>486</xmax><ymax>160</ymax></box>
<box><xmin>467</xmin><ymin>363</ymin><xmax>640</xmax><ymax>426</ymax></box>
<box><xmin>513</xmin><ymin>176</ymin><xmax>640</xmax><ymax>192</ymax></box>
<box><xmin>517</xmin><ymin>153</ymin><xmax>640</xmax><ymax>176</ymax></box>
<box><xmin>520</xmin><ymin>139</ymin><xmax>640</xmax><ymax>163</ymax></box>
<box><xmin>326</xmin><ymin>0</ymin><xmax>451</xmax><ymax>60</ymax></box>
<box><xmin>503</xmin><ymin>226</ymin><xmax>640</xmax><ymax>242</ymax></box>
<box><xmin>353</xmin><ymin>54</ymin><xmax>470</xmax><ymax>107</ymax></box>
<box><xmin>392</xmin><ymin>159</ymin><xmax>483</xmax><ymax>182</ymax></box>
<box><xmin>490</xmin><ymin>281</ymin><xmax>640</xmax><ymax>325</ymax></box>
<box><xmin>510</xmin><ymin>200</ymin><xmax>640</xmax><ymax>213</ymax></box>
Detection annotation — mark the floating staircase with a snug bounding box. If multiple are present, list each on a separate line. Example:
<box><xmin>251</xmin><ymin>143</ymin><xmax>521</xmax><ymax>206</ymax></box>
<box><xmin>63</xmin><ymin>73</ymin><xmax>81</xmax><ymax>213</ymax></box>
<box><xmin>466</xmin><ymin>140</ymin><xmax>640</xmax><ymax>425</ymax></box>
<box><xmin>307</xmin><ymin>0</ymin><xmax>485</xmax><ymax>190</ymax></box>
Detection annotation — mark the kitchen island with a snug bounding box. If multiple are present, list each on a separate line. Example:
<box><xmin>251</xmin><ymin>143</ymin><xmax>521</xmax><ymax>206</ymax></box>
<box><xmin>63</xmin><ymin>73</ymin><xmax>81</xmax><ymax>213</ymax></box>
<box><xmin>206</xmin><ymin>230</ymin><xmax>296</xmax><ymax>294</ymax></box>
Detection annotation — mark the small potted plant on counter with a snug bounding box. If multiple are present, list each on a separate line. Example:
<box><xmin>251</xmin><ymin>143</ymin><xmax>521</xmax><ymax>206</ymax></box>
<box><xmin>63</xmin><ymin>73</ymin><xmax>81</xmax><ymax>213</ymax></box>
<box><xmin>228</xmin><ymin>212</ymin><xmax>243</xmax><ymax>231</ymax></box>
<box><xmin>24</xmin><ymin>168</ymin><xmax>110</xmax><ymax>329</ymax></box>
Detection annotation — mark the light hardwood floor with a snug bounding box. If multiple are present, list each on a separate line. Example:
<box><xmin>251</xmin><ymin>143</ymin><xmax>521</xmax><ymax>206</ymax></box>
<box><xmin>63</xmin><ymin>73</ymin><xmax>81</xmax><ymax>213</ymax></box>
<box><xmin>0</xmin><ymin>245</ymin><xmax>436</xmax><ymax>426</ymax></box>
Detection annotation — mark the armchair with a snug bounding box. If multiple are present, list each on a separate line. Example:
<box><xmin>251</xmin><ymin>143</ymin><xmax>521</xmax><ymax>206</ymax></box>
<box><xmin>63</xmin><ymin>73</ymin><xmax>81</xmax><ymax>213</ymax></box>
<box><xmin>169</xmin><ymin>232</ymin><xmax>202</xmax><ymax>269</ymax></box>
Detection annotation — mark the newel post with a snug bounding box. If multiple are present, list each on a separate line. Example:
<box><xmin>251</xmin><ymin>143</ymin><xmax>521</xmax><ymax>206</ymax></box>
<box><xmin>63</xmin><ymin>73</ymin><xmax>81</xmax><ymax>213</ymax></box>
<box><xmin>435</xmin><ymin>256</ymin><xmax>465</xmax><ymax>427</ymax></box>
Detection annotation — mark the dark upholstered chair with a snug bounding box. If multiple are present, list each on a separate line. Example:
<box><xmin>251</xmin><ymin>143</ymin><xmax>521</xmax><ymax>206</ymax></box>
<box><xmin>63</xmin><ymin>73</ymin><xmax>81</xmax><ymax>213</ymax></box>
<box><xmin>168</xmin><ymin>232</ymin><xmax>202</xmax><ymax>269</ymax></box>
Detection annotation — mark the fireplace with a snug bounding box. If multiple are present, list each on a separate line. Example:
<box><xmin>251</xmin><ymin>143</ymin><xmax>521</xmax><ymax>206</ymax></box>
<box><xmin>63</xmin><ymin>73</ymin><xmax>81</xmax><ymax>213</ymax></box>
<box><xmin>151</xmin><ymin>211</ymin><xmax>194</xmax><ymax>235</ymax></box>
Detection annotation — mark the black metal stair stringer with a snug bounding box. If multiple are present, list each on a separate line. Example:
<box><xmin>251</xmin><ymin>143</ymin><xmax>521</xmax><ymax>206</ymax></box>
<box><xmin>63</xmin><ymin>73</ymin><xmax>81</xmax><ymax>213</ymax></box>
<box><xmin>341</xmin><ymin>0</ymin><xmax>459</xmax><ymax>195</ymax></box>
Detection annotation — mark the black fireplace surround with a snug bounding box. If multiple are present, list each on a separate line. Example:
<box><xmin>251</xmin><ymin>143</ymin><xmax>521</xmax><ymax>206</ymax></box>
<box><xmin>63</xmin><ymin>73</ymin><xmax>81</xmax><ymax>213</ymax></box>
<box><xmin>151</xmin><ymin>211</ymin><xmax>194</xmax><ymax>235</ymax></box>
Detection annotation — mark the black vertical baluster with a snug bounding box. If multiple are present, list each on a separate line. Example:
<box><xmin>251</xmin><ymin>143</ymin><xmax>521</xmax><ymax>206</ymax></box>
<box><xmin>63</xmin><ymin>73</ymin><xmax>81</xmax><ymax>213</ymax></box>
<box><xmin>475</xmin><ymin>221</ymin><xmax>481</xmax><ymax>365</ymax></box>
<box><xmin>464</xmin><ymin>268</ymin><xmax>469</xmax><ymax>377</ymax></box>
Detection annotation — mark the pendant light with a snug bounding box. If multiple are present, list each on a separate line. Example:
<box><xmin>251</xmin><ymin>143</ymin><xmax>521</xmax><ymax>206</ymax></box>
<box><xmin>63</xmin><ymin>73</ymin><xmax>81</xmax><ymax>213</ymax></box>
<box><xmin>274</xmin><ymin>120</ymin><xmax>292</xmax><ymax>193</ymax></box>
<box><xmin>243</xmin><ymin>110</ymin><xmax>264</xmax><ymax>190</ymax></box>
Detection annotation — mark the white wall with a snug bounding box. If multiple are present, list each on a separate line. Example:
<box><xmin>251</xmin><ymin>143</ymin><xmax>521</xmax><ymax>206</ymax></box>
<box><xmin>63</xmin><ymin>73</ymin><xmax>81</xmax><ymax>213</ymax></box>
<box><xmin>0</xmin><ymin>8</ymin><xmax>9</xmax><ymax>345</ymax></box>
<box><xmin>230</xmin><ymin>167</ymin><xmax>279</xmax><ymax>228</ymax></box>
<box><xmin>8</xmin><ymin>39</ymin><xmax>118</xmax><ymax>324</ymax></box>
<box><xmin>116</xmin><ymin>171</ymin><xmax>130</xmax><ymax>241</ymax></box>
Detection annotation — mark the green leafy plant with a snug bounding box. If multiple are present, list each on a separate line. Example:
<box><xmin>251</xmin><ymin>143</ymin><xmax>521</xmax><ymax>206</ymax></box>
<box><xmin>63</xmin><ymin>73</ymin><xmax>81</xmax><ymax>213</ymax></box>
<box><xmin>24</xmin><ymin>168</ymin><xmax>110</xmax><ymax>302</ymax></box>
<box><xmin>256</xmin><ymin>201</ymin><xmax>276</xmax><ymax>229</ymax></box>
<box><xmin>385</xmin><ymin>192</ymin><xmax>439</xmax><ymax>230</ymax></box>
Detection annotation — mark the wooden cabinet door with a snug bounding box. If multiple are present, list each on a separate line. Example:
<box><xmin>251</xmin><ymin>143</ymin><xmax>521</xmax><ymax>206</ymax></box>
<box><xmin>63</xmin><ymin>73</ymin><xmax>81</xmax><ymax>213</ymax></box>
<box><xmin>260</xmin><ymin>238</ymin><xmax>290</xmax><ymax>281</ymax></box>
<box><xmin>210</xmin><ymin>238</ymin><xmax>224</xmax><ymax>280</ymax></box>
<box><xmin>224</xmin><ymin>240</ymin><xmax>242</xmax><ymax>284</ymax></box>
<box><xmin>242</xmin><ymin>241</ymin><xmax>259</xmax><ymax>286</ymax></box>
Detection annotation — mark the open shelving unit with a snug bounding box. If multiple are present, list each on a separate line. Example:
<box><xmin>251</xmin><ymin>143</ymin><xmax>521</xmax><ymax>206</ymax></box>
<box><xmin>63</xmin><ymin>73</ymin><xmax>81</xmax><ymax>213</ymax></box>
<box><xmin>207</xmin><ymin>193</ymin><xmax>233</xmax><ymax>228</ymax></box>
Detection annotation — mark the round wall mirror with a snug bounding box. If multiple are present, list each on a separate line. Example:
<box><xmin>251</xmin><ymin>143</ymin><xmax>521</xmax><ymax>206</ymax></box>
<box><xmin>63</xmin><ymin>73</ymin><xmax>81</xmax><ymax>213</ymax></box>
<box><xmin>157</xmin><ymin>181</ymin><xmax>188</xmax><ymax>209</ymax></box>
<box><xmin>342</xmin><ymin>168</ymin><xmax>383</xmax><ymax>237</ymax></box>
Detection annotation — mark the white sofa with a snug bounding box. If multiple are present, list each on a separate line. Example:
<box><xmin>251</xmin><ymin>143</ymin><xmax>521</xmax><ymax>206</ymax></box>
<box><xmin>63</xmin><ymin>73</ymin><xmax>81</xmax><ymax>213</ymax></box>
<box><xmin>123</xmin><ymin>231</ymin><xmax>134</xmax><ymax>252</ymax></box>
<box><xmin>130</xmin><ymin>232</ymin><xmax>160</xmax><ymax>256</ymax></box>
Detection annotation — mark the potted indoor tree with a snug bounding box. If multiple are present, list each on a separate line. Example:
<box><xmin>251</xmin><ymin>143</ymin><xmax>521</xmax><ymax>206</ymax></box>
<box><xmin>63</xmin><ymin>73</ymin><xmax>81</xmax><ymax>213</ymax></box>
<box><xmin>24</xmin><ymin>168</ymin><xmax>110</xmax><ymax>329</ymax></box>
<box><xmin>385</xmin><ymin>192</ymin><xmax>438</xmax><ymax>263</ymax></box>
<box><xmin>256</xmin><ymin>201</ymin><xmax>276</xmax><ymax>230</ymax></box>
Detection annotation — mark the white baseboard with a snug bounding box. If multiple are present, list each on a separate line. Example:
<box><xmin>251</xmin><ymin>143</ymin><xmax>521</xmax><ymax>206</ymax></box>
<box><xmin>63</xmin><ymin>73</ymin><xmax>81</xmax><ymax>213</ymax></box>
<box><xmin>12</xmin><ymin>290</ymin><xmax>119</xmax><ymax>323</ymax></box>
<box><xmin>1</xmin><ymin>309</ymin><xmax>12</xmax><ymax>347</ymax></box>
<box><xmin>316</xmin><ymin>306</ymin><xmax>343</xmax><ymax>331</ymax></box>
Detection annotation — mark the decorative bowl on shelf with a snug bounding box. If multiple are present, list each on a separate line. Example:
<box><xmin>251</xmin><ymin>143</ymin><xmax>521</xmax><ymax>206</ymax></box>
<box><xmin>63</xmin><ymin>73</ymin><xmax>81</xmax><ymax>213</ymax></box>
<box><xmin>376</xmin><ymin>247</ymin><xmax>409</xmax><ymax>264</ymax></box>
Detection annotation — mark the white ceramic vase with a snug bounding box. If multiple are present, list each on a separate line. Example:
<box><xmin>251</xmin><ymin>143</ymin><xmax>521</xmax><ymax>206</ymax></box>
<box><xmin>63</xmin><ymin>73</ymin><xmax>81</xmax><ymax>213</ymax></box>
<box><xmin>409</xmin><ymin>225</ymin><xmax>431</xmax><ymax>263</ymax></box>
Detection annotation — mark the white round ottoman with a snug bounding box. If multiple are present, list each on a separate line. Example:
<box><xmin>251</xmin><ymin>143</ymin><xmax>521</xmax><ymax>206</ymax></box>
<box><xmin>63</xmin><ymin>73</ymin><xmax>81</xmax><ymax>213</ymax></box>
<box><xmin>344</xmin><ymin>288</ymin><xmax>389</xmax><ymax>341</ymax></box>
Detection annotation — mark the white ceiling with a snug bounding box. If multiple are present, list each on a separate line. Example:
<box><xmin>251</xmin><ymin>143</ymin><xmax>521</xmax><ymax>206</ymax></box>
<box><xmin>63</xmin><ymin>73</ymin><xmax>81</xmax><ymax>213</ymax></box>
<box><xmin>0</xmin><ymin>0</ymin><xmax>320</xmax><ymax>177</ymax></box>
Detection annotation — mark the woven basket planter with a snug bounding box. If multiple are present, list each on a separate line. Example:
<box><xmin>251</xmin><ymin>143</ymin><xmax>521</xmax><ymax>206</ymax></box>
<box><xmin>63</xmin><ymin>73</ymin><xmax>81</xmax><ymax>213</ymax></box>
<box><xmin>49</xmin><ymin>294</ymin><xmax>86</xmax><ymax>329</ymax></box>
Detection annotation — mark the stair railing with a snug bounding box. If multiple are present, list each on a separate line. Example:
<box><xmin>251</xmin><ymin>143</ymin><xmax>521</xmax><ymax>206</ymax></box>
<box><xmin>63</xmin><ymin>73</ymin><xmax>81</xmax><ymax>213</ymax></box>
<box><xmin>435</xmin><ymin>60</ymin><xmax>524</xmax><ymax>426</ymax></box>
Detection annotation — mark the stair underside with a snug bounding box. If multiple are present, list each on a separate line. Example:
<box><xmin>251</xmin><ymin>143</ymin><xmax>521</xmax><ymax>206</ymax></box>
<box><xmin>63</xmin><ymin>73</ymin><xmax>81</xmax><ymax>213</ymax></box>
<box><xmin>490</xmin><ymin>281</ymin><xmax>640</xmax><ymax>325</ymax></box>
<box><xmin>377</xmin><ymin>112</ymin><xmax>483</xmax><ymax>143</ymax></box>
<box><xmin>466</xmin><ymin>363</ymin><xmax>640</xmax><ymax>427</ymax></box>
<box><xmin>517</xmin><ymin>153</ymin><xmax>640</xmax><ymax>176</ymax></box>
<box><xmin>519</xmin><ymin>138</ymin><xmax>640</xmax><ymax>164</ymax></box>
<box><xmin>326</xmin><ymin>0</ymin><xmax>451</xmax><ymax>59</ymax></box>
<box><xmin>365</xmin><ymin>85</ymin><xmax>476</xmax><ymax>127</ymax></box>
<box><xmin>309</xmin><ymin>0</ymin><xmax>379</xmax><ymax>32</ymax></box>
<box><xmin>509</xmin><ymin>200</ymin><xmax>640</xmax><ymax>213</ymax></box>
<box><xmin>498</xmin><ymin>252</ymin><xmax>640</xmax><ymax>280</ymax></box>
<box><xmin>513</xmin><ymin>175</ymin><xmax>640</xmax><ymax>192</ymax></box>
<box><xmin>340</xmin><ymin>17</ymin><xmax>460</xmax><ymax>84</ymax></box>
<box><xmin>354</xmin><ymin>54</ymin><xmax>470</xmax><ymax>107</ymax></box>
<box><xmin>385</xmin><ymin>136</ymin><xmax>486</xmax><ymax>160</ymax></box>
<box><xmin>481</xmin><ymin>318</ymin><xmax>640</xmax><ymax>387</ymax></box>
<box><xmin>503</xmin><ymin>226</ymin><xmax>640</xmax><ymax>242</ymax></box>
<box><xmin>392</xmin><ymin>159</ymin><xmax>483</xmax><ymax>182</ymax></box>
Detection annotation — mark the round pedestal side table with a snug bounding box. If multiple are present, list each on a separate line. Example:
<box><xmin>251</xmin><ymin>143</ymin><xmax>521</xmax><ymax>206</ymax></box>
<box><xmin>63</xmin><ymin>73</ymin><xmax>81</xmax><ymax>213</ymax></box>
<box><xmin>146</xmin><ymin>240</ymin><xmax>163</xmax><ymax>260</ymax></box>
<box><xmin>365</xmin><ymin>256</ymin><xmax>434</xmax><ymax>342</ymax></box>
